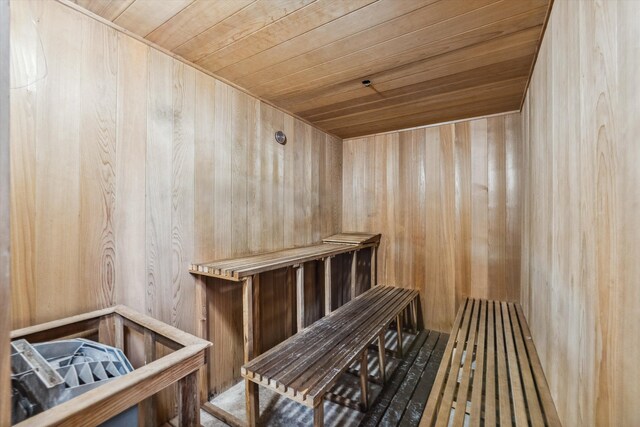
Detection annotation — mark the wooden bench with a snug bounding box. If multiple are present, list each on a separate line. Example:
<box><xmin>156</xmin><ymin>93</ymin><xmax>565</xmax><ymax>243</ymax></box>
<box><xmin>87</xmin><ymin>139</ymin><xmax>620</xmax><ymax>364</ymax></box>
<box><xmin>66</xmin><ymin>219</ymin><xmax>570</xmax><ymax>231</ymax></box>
<box><xmin>241</xmin><ymin>285</ymin><xmax>420</xmax><ymax>427</ymax></box>
<box><xmin>420</xmin><ymin>298</ymin><xmax>561</xmax><ymax>427</ymax></box>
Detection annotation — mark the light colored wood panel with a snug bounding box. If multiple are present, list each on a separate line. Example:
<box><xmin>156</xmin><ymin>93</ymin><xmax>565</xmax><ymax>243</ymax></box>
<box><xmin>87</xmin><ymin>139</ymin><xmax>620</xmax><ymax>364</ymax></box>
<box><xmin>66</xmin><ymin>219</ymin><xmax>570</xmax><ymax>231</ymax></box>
<box><xmin>453</xmin><ymin>122</ymin><xmax>471</xmax><ymax>310</ymax></box>
<box><xmin>35</xmin><ymin>0</ymin><xmax>82</xmax><ymax>323</ymax></box>
<box><xmin>177</xmin><ymin>0</ymin><xmax>312</xmax><ymax>63</ymax></box>
<box><xmin>170</xmin><ymin>60</ymin><xmax>196</xmax><ymax>334</ymax></box>
<box><xmin>115</xmin><ymin>34</ymin><xmax>147</xmax><ymax>317</ymax></box>
<box><xmin>146</xmin><ymin>48</ymin><xmax>173</xmax><ymax>322</ymax></box>
<box><xmin>282</xmin><ymin>114</ymin><xmax>296</xmax><ymax>247</ymax></box>
<box><xmin>504</xmin><ymin>113</ymin><xmax>522</xmax><ymax>302</ymax></box>
<box><xmin>487</xmin><ymin>116</ymin><xmax>507</xmax><ymax>300</ymax></box>
<box><xmin>145</xmin><ymin>0</ymin><xmax>254</xmax><ymax>51</ymax></box>
<box><xmin>470</xmin><ymin>119</ymin><xmax>488</xmax><ymax>299</ymax></box>
<box><xmin>615</xmin><ymin>2</ymin><xmax>640</xmax><ymax>425</ymax></box>
<box><xmin>230</xmin><ymin>89</ymin><xmax>250</xmax><ymax>256</ymax></box>
<box><xmin>0</xmin><ymin>0</ymin><xmax>10</xmax><ymax>423</ymax></box>
<box><xmin>193</xmin><ymin>71</ymin><xmax>216</xmax><ymax>261</ymax></box>
<box><xmin>9</xmin><ymin>0</ymin><xmax>41</xmax><ymax>328</ymax></box>
<box><xmin>113</xmin><ymin>0</ymin><xmax>194</xmax><ymax>37</ymax></box>
<box><xmin>212</xmin><ymin>81</ymin><xmax>233</xmax><ymax>258</ymax></box>
<box><xmin>79</xmin><ymin>13</ymin><xmax>118</xmax><ymax>312</ymax></box>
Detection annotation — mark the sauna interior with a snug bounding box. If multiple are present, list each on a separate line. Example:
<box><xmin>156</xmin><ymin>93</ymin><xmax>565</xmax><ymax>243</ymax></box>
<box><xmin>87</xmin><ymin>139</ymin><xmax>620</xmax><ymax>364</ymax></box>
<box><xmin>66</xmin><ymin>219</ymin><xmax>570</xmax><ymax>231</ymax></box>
<box><xmin>2</xmin><ymin>0</ymin><xmax>639</xmax><ymax>426</ymax></box>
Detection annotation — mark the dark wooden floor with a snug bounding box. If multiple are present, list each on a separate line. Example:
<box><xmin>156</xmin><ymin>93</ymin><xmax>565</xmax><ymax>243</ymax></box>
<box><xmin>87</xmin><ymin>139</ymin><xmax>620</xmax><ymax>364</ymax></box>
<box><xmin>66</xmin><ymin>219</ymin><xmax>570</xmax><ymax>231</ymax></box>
<box><xmin>360</xmin><ymin>330</ymin><xmax>448</xmax><ymax>427</ymax></box>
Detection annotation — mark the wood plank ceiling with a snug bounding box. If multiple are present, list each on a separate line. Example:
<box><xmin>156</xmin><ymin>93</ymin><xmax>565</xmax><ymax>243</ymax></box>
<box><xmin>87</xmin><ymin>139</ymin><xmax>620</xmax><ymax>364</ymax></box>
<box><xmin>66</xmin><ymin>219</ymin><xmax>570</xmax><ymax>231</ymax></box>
<box><xmin>73</xmin><ymin>0</ymin><xmax>552</xmax><ymax>138</ymax></box>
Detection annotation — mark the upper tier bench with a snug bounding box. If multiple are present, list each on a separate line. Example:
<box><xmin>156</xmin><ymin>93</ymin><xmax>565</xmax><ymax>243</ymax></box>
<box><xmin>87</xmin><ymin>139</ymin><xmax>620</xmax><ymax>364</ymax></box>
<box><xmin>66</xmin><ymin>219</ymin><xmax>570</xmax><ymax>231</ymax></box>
<box><xmin>190</xmin><ymin>232</ymin><xmax>380</xmax><ymax>425</ymax></box>
<box><xmin>242</xmin><ymin>285</ymin><xmax>419</xmax><ymax>427</ymax></box>
<box><xmin>420</xmin><ymin>298</ymin><xmax>561</xmax><ymax>427</ymax></box>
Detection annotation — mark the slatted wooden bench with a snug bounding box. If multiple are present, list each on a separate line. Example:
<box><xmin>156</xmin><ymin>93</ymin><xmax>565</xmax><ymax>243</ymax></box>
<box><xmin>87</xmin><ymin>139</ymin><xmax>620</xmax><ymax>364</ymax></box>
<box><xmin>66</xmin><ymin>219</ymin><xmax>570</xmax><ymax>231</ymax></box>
<box><xmin>420</xmin><ymin>298</ymin><xmax>561</xmax><ymax>427</ymax></box>
<box><xmin>241</xmin><ymin>285</ymin><xmax>419</xmax><ymax>427</ymax></box>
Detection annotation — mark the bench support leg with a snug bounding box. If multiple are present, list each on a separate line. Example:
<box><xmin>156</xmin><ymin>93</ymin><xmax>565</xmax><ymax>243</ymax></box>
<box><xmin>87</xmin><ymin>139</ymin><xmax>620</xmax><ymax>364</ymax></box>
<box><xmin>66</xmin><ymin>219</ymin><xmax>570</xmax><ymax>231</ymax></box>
<box><xmin>396</xmin><ymin>314</ymin><xmax>403</xmax><ymax>358</ymax></box>
<box><xmin>245</xmin><ymin>380</ymin><xmax>259</xmax><ymax>427</ymax></box>
<box><xmin>411</xmin><ymin>299</ymin><xmax>419</xmax><ymax>333</ymax></box>
<box><xmin>324</xmin><ymin>257</ymin><xmax>332</xmax><ymax>315</ymax></box>
<box><xmin>360</xmin><ymin>350</ymin><xmax>369</xmax><ymax>411</ymax></box>
<box><xmin>377</xmin><ymin>333</ymin><xmax>386</xmax><ymax>384</ymax></box>
<box><xmin>370</xmin><ymin>245</ymin><xmax>377</xmax><ymax>288</ymax></box>
<box><xmin>350</xmin><ymin>250</ymin><xmax>357</xmax><ymax>300</ymax></box>
<box><xmin>296</xmin><ymin>264</ymin><xmax>305</xmax><ymax>331</ymax></box>
<box><xmin>178</xmin><ymin>371</ymin><xmax>200</xmax><ymax>427</ymax></box>
<box><xmin>313</xmin><ymin>400</ymin><xmax>324</xmax><ymax>427</ymax></box>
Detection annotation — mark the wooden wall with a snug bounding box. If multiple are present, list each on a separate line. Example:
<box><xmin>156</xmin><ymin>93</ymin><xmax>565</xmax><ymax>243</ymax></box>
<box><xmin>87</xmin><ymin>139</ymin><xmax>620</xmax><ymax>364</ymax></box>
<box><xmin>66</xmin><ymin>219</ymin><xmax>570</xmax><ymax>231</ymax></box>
<box><xmin>10</xmin><ymin>0</ymin><xmax>342</xmax><ymax>399</ymax></box>
<box><xmin>520</xmin><ymin>0</ymin><xmax>640</xmax><ymax>425</ymax></box>
<box><xmin>1</xmin><ymin>0</ymin><xmax>10</xmax><ymax>423</ymax></box>
<box><xmin>342</xmin><ymin>113</ymin><xmax>522</xmax><ymax>332</ymax></box>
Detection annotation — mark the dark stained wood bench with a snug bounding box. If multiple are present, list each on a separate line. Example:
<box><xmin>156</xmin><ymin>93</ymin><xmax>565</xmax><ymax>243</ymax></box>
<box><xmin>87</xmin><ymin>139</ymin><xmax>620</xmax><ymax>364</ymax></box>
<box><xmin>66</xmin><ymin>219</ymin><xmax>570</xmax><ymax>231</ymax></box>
<box><xmin>241</xmin><ymin>285</ymin><xmax>420</xmax><ymax>427</ymax></box>
<box><xmin>420</xmin><ymin>298</ymin><xmax>561</xmax><ymax>427</ymax></box>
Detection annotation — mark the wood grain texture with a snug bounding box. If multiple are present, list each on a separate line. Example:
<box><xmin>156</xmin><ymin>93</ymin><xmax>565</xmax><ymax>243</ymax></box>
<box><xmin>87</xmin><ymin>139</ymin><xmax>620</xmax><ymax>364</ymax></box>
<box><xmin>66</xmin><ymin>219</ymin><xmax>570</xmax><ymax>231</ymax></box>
<box><xmin>10</xmin><ymin>0</ymin><xmax>343</xmax><ymax>418</ymax></box>
<box><xmin>342</xmin><ymin>114</ymin><xmax>521</xmax><ymax>331</ymax></box>
<box><xmin>519</xmin><ymin>0</ymin><xmax>640</xmax><ymax>425</ymax></box>
<box><xmin>71</xmin><ymin>0</ymin><xmax>551</xmax><ymax>138</ymax></box>
<box><xmin>0</xmin><ymin>0</ymin><xmax>10</xmax><ymax>423</ymax></box>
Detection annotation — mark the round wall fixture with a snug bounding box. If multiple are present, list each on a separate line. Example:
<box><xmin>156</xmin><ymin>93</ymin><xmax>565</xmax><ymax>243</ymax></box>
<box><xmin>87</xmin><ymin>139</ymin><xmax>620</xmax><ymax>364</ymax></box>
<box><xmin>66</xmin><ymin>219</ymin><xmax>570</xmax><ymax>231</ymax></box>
<box><xmin>275</xmin><ymin>130</ymin><xmax>287</xmax><ymax>145</ymax></box>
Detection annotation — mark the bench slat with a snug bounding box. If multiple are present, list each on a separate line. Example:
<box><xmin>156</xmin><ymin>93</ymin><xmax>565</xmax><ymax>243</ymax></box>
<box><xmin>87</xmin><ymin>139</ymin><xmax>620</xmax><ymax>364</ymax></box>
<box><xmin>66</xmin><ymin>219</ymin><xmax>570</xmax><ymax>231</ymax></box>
<box><xmin>515</xmin><ymin>304</ymin><xmax>562</xmax><ymax>427</ymax></box>
<box><xmin>420</xmin><ymin>299</ymin><xmax>561</xmax><ymax>427</ymax></box>
<box><xmin>434</xmin><ymin>299</ymin><xmax>475</xmax><ymax>426</ymax></box>
<box><xmin>502</xmin><ymin>301</ymin><xmax>527</xmax><ymax>427</ymax></box>
<box><xmin>495</xmin><ymin>300</ymin><xmax>513</xmax><ymax>427</ymax></box>
<box><xmin>469</xmin><ymin>300</ymin><xmax>487</xmax><ymax>426</ymax></box>
<box><xmin>508</xmin><ymin>303</ymin><xmax>544</xmax><ymax>426</ymax></box>
<box><xmin>451</xmin><ymin>300</ymin><xmax>481</xmax><ymax>427</ymax></box>
<box><xmin>484</xmin><ymin>301</ymin><xmax>497</xmax><ymax>427</ymax></box>
<box><xmin>420</xmin><ymin>299</ymin><xmax>468</xmax><ymax>427</ymax></box>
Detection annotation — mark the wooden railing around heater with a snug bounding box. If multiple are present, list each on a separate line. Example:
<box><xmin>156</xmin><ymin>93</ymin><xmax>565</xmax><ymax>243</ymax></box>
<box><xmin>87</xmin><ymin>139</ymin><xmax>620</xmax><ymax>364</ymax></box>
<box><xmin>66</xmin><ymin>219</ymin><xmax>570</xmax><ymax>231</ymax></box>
<box><xmin>11</xmin><ymin>305</ymin><xmax>211</xmax><ymax>427</ymax></box>
<box><xmin>420</xmin><ymin>298</ymin><xmax>561</xmax><ymax>427</ymax></box>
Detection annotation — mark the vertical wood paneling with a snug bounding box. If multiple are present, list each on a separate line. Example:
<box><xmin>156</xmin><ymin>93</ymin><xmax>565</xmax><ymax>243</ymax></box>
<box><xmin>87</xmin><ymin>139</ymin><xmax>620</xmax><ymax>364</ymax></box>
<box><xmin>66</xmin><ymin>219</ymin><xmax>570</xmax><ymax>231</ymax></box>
<box><xmin>470</xmin><ymin>119</ymin><xmax>488</xmax><ymax>299</ymax></box>
<box><xmin>146</xmin><ymin>48</ymin><xmax>173</xmax><ymax>322</ymax></box>
<box><xmin>170</xmin><ymin>60</ymin><xmax>196</xmax><ymax>333</ymax></box>
<box><xmin>79</xmin><ymin>17</ymin><xmax>118</xmax><ymax>312</ymax></box>
<box><xmin>520</xmin><ymin>1</ymin><xmax>640</xmax><ymax>426</ymax></box>
<box><xmin>9</xmin><ymin>0</ymin><xmax>40</xmax><ymax>328</ymax></box>
<box><xmin>0</xmin><ymin>0</ymin><xmax>10</xmax><ymax>422</ymax></box>
<box><xmin>35</xmin><ymin>0</ymin><xmax>82</xmax><ymax>323</ymax></box>
<box><xmin>115</xmin><ymin>34</ymin><xmax>147</xmax><ymax>319</ymax></box>
<box><xmin>10</xmin><ymin>0</ymin><xmax>343</xmax><ymax>414</ymax></box>
<box><xmin>343</xmin><ymin>114</ymin><xmax>521</xmax><ymax>330</ymax></box>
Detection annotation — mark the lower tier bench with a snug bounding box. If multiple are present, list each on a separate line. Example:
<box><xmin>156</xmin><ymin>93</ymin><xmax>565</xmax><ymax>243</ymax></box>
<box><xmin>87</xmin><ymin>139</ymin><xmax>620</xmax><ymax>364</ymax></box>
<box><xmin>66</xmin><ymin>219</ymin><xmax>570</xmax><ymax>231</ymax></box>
<box><xmin>241</xmin><ymin>285</ymin><xmax>420</xmax><ymax>427</ymax></box>
<box><xmin>420</xmin><ymin>298</ymin><xmax>561</xmax><ymax>427</ymax></box>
